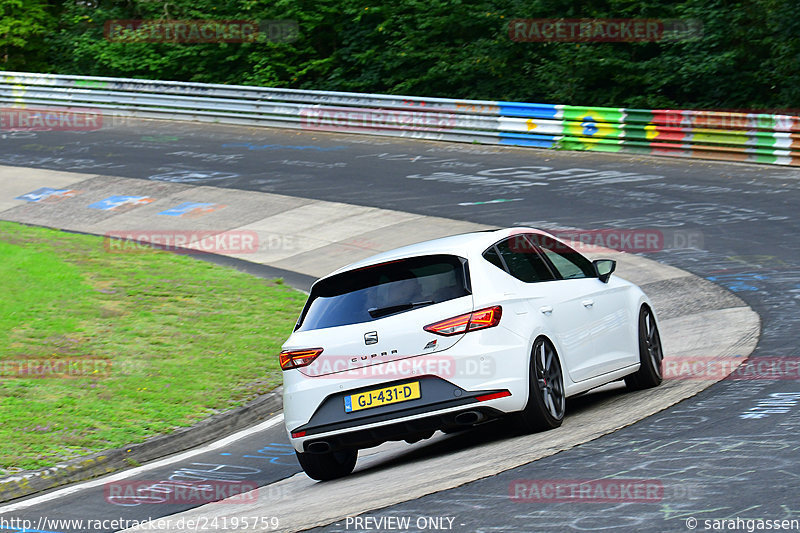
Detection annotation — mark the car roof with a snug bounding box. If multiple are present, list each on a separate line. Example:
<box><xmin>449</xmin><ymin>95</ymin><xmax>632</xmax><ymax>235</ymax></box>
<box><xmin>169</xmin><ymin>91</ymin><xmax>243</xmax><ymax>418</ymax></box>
<box><xmin>323</xmin><ymin>227</ymin><xmax>554</xmax><ymax>279</ymax></box>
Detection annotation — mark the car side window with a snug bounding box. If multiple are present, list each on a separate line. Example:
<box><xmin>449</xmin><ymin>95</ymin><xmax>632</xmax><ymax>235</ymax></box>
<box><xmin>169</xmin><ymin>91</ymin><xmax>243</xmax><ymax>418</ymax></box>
<box><xmin>483</xmin><ymin>246</ymin><xmax>505</xmax><ymax>270</ymax></box>
<box><xmin>483</xmin><ymin>236</ymin><xmax>556</xmax><ymax>283</ymax></box>
<box><xmin>532</xmin><ymin>235</ymin><xmax>596</xmax><ymax>279</ymax></box>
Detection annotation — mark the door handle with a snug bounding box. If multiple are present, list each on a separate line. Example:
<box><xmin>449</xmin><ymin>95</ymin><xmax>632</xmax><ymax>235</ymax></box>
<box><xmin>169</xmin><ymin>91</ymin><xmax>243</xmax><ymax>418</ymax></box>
<box><xmin>582</xmin><ymin>299</ymin><xmax>594</xmax><ymax>308</ymax></box>
<box><xmin>540</xmin><ymin>306</ymin><xmax>553</xmax><ymax>315</ymax></box>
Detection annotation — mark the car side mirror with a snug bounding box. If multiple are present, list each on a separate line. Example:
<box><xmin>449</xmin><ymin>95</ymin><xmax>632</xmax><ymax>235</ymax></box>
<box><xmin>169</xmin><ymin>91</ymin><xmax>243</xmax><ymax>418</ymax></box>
<box><xmin>593</xmin><ymin>259</ymin><xmax>616</xmax><ymax>283</ymax></box>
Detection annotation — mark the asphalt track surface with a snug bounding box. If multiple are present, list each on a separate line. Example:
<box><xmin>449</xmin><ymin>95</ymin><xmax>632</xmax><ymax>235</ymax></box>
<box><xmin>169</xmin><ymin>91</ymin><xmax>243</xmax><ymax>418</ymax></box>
<box><xmin>1</xmin><ymin>119</ymin><xmax>799</xmax><ymax>532</ymax></box>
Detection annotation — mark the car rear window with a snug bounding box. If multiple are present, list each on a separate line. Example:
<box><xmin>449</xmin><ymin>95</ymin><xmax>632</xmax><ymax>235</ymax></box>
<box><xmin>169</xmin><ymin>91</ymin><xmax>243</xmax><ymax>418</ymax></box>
<box><xmin>296</xmin><ymin>254</ymin><xmax>470</xmax><ymax>331</ymax></box>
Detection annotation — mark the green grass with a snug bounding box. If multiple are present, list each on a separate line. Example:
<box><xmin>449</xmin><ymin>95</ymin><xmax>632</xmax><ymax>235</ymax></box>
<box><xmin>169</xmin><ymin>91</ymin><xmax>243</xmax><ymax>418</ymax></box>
<box><xmin>0</xmin><ymin>221</ymin><xmax>306</xmax><ymax>474</ymax></box>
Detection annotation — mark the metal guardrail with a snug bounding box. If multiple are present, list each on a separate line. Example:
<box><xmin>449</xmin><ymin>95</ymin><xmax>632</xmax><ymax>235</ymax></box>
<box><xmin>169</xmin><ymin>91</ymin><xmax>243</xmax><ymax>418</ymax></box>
<box><xmin>2</xmin><ymin>71</ymin><xmax>798</xmax><ymax>166</ymax></box>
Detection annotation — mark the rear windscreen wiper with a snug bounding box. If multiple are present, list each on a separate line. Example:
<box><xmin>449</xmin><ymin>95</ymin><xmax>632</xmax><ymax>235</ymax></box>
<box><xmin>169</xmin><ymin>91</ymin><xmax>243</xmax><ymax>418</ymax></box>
<box><xmin>368</xmin><ymin>300</ymin><xmax>435</xmax><ymax>319</ymax></box>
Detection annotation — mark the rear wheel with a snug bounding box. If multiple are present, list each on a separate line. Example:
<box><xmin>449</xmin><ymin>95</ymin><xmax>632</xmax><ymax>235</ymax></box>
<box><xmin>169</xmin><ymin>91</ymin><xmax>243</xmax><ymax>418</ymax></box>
<box><xmin>625</xmin><ymin>305</ymin><xmax>664</xmax><ymax>390</ymax></box>
<box><xmin>518</xmin><ymin>337</ymin><xmax>565</xmax><ymax>432</ymax></box>
<box><xmin>295</xmin><ymin>448</ymin><xmax>357</xmax><ymax>481</ymax></box>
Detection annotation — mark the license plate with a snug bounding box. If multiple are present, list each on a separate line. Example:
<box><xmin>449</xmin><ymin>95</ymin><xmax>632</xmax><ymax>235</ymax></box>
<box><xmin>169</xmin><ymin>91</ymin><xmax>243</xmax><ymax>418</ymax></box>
<box><xmin>344</xmin><ymin>382</ymin><xmax>421</xmax><ymax>413</ymax></box>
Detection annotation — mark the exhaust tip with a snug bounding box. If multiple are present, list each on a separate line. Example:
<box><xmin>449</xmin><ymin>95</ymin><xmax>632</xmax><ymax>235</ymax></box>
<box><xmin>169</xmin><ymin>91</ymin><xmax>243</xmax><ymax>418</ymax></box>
<box><xmin>454</xmin><ymin>410</ymin><xmax>485</xmax><ymax>426</ymax></box>
<box><xmin>306</xmin><ymin>441</ymin><xmax>332</xmax><ymax>454</ymax></box>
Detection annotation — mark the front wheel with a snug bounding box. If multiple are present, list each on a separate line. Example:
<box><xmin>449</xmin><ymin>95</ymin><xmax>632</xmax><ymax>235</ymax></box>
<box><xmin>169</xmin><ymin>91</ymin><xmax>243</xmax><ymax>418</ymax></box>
<box><xmin>518</xmin><ymin>337</ymin><xmax>566</xmax><ymax>432</ymax></box>
<box><xmin>625</xmin><ymin>305</ymin><xmax>664</xmax><ymax>390</ymax></box>
<box><xmin>295</xmin><ymin>448</ymin><xmax>357</xmax><ymax>481</ymax></box>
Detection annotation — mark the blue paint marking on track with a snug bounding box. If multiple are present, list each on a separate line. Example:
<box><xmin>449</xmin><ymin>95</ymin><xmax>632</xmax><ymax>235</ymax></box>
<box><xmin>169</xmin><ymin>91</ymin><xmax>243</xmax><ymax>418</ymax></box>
<box><xmin>87</xmin><ymin>196</ymin><xmax>152</xmax><ymax>210</ymax></box>
<box><xmin>158</xmin><ymin>202</ymin><xmax>215</xmax><ymax>216</ymax></box>
<box><xmin>706</xmin><ymin>272</ymin><xmax>769</xmax><ymax>292</ymax></box>
<box><xmin>15</xmin><ymin>188</ymin><xmax>75</xmax><ymax>202</ymax></box>
<box><xmin>241</xmin><ymin>443</ymin><xmax>297</xmax><ymax>465</ymax></box>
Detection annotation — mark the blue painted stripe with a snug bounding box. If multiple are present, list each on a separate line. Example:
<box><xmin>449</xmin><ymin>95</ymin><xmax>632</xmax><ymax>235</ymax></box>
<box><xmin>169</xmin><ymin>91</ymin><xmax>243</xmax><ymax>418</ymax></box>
<box><xmin>497</xmin><ymin>102</ymin><xmax>559</xmax><ymax>119</ymax></box>
<box><xmin>499</xmin><ymin>132</ymin><xmax>559</xmax><ymax>148</ymax></box>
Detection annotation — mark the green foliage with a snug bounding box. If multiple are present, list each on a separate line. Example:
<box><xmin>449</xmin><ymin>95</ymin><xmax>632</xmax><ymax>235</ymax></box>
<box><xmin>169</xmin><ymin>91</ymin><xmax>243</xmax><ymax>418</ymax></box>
<box><xmin>0</xmin><ymin>0</ymin><xmax>54</xmax><ymax>71</ymax></box>
<box><xmin>8</xmin><ymin>0</ymin><xmax>800</xmax><ymax>110</ymax></box>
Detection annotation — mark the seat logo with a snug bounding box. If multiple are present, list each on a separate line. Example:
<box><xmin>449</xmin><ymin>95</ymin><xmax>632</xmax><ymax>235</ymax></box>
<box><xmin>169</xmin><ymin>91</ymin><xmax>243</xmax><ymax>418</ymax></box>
<box><xmin>364</xmin><ymin>331</ymin><xmax>378</xmax><ymax>345</ymax></box>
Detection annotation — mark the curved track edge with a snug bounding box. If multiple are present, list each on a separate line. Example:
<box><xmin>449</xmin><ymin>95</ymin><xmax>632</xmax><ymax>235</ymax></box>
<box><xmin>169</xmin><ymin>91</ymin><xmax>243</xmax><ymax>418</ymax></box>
<box><xmin>0</xmin><ymin>165</ymin><xmax>760</xmax><ymax>531</ymax></box>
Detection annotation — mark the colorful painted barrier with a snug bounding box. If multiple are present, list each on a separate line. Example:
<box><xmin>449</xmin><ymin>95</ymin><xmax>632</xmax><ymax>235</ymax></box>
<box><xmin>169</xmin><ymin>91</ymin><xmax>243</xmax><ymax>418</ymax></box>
<box><xmin>2</xmin><ymin>71</ymin><xmax>798</xmax><ymax>166</ymax></box>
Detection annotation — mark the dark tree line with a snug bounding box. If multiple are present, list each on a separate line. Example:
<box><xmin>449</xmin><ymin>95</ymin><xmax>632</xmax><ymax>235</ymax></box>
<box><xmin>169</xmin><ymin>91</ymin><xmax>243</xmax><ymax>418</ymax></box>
<box><xmin>3</xmin><ymin>0</ymin><xmax>799</xmax><ymax>110</ymax></box>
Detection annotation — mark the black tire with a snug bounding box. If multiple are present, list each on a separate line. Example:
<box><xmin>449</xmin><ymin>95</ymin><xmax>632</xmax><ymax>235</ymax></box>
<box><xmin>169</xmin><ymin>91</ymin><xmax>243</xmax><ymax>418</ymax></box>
<box><xmin>625</xmin><ymin>305</ymin><xmax>664</xmax><ymax>390</ymax></box>
<box><xmin>295</xmin><ymin>448</ymin><xmax>358</xmax><ymax>481</ymax></box>
<box><xmin>518</xmin><ymin>336</ymin><xmax>566</xmax><ymax>432</ymax></box>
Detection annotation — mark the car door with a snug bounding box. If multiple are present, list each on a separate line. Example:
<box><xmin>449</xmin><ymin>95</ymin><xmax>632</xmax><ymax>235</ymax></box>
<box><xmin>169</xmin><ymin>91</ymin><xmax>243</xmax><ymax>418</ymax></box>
<box><xmin>486</xmin><ymin>235</ymin><xmax>597</xmax><ymax>383</ymax></box>
<box><xmin>532</xmin><ymin>234</ymin><xmax>637</xmax><ymax>381</ymax></box>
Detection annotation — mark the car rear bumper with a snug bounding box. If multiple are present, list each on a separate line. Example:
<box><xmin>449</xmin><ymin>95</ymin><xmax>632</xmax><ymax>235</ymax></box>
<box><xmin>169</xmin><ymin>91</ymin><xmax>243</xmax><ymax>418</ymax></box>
<box><xmin>300</xmin><ymin>404</ymin><xmax>507</xmax><ymax>453</ymax></box>
<box><xmin>290</xmin><ymin>375</ymin><xmax>510</xmax><ymax>451</ymax></box>
<box><xmin>283</xmin><ymin>325</ymin><xmax>532</xmax><ymax>451</ymax></box>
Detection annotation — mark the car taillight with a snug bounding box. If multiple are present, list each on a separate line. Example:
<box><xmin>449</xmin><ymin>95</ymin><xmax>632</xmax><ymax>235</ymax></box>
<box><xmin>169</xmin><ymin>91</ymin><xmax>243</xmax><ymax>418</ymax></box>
<box><xmin>423</xmin><ymin>306</ymin><xmax>502</xmax><ymax>336</ymax></box>
<box><xmin>279</xmin><ymin>348</ymin><xmax>323</xmax><ymax>370</ymax></box>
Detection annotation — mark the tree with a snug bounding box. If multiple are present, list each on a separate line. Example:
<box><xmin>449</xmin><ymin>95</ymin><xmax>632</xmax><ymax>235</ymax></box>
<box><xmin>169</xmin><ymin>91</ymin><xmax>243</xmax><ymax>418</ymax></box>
<box><xmin>0</xmin><ymin>0</ymin><xmax>54</xmax><ymax>70</ymax></box>
<box><xmin>8</xmin><ymin>0</ymin><xmax>799</xmax><ymax>111</ymax></box>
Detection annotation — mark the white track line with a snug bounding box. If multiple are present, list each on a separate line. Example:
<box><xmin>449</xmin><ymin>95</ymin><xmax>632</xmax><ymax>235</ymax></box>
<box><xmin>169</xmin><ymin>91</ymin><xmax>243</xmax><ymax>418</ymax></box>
<box><xmin>0</xmin><ymin>414</ymin><xmax>284</xmax><ymax>514</ymax></box>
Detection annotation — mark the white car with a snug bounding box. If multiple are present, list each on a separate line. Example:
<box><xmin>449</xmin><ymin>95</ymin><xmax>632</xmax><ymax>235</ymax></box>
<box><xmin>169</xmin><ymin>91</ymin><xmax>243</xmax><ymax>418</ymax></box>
<box><xmin>280</xmin><ymin>228</ymin><xmax>663</xmax><ymax>480</ymax></box>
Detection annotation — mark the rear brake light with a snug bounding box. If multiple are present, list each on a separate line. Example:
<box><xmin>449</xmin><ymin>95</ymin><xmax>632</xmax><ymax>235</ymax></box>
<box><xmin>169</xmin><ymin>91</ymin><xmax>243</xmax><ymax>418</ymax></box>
<box><xmin>423</xmin><ymin>306</ymin><xmax>502</xmax><ymax>336</ymax></box>
<box><xmin>280</xmin><ymin>348</ymin><xmax>323</xmax><ymax>370</ymax></box>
